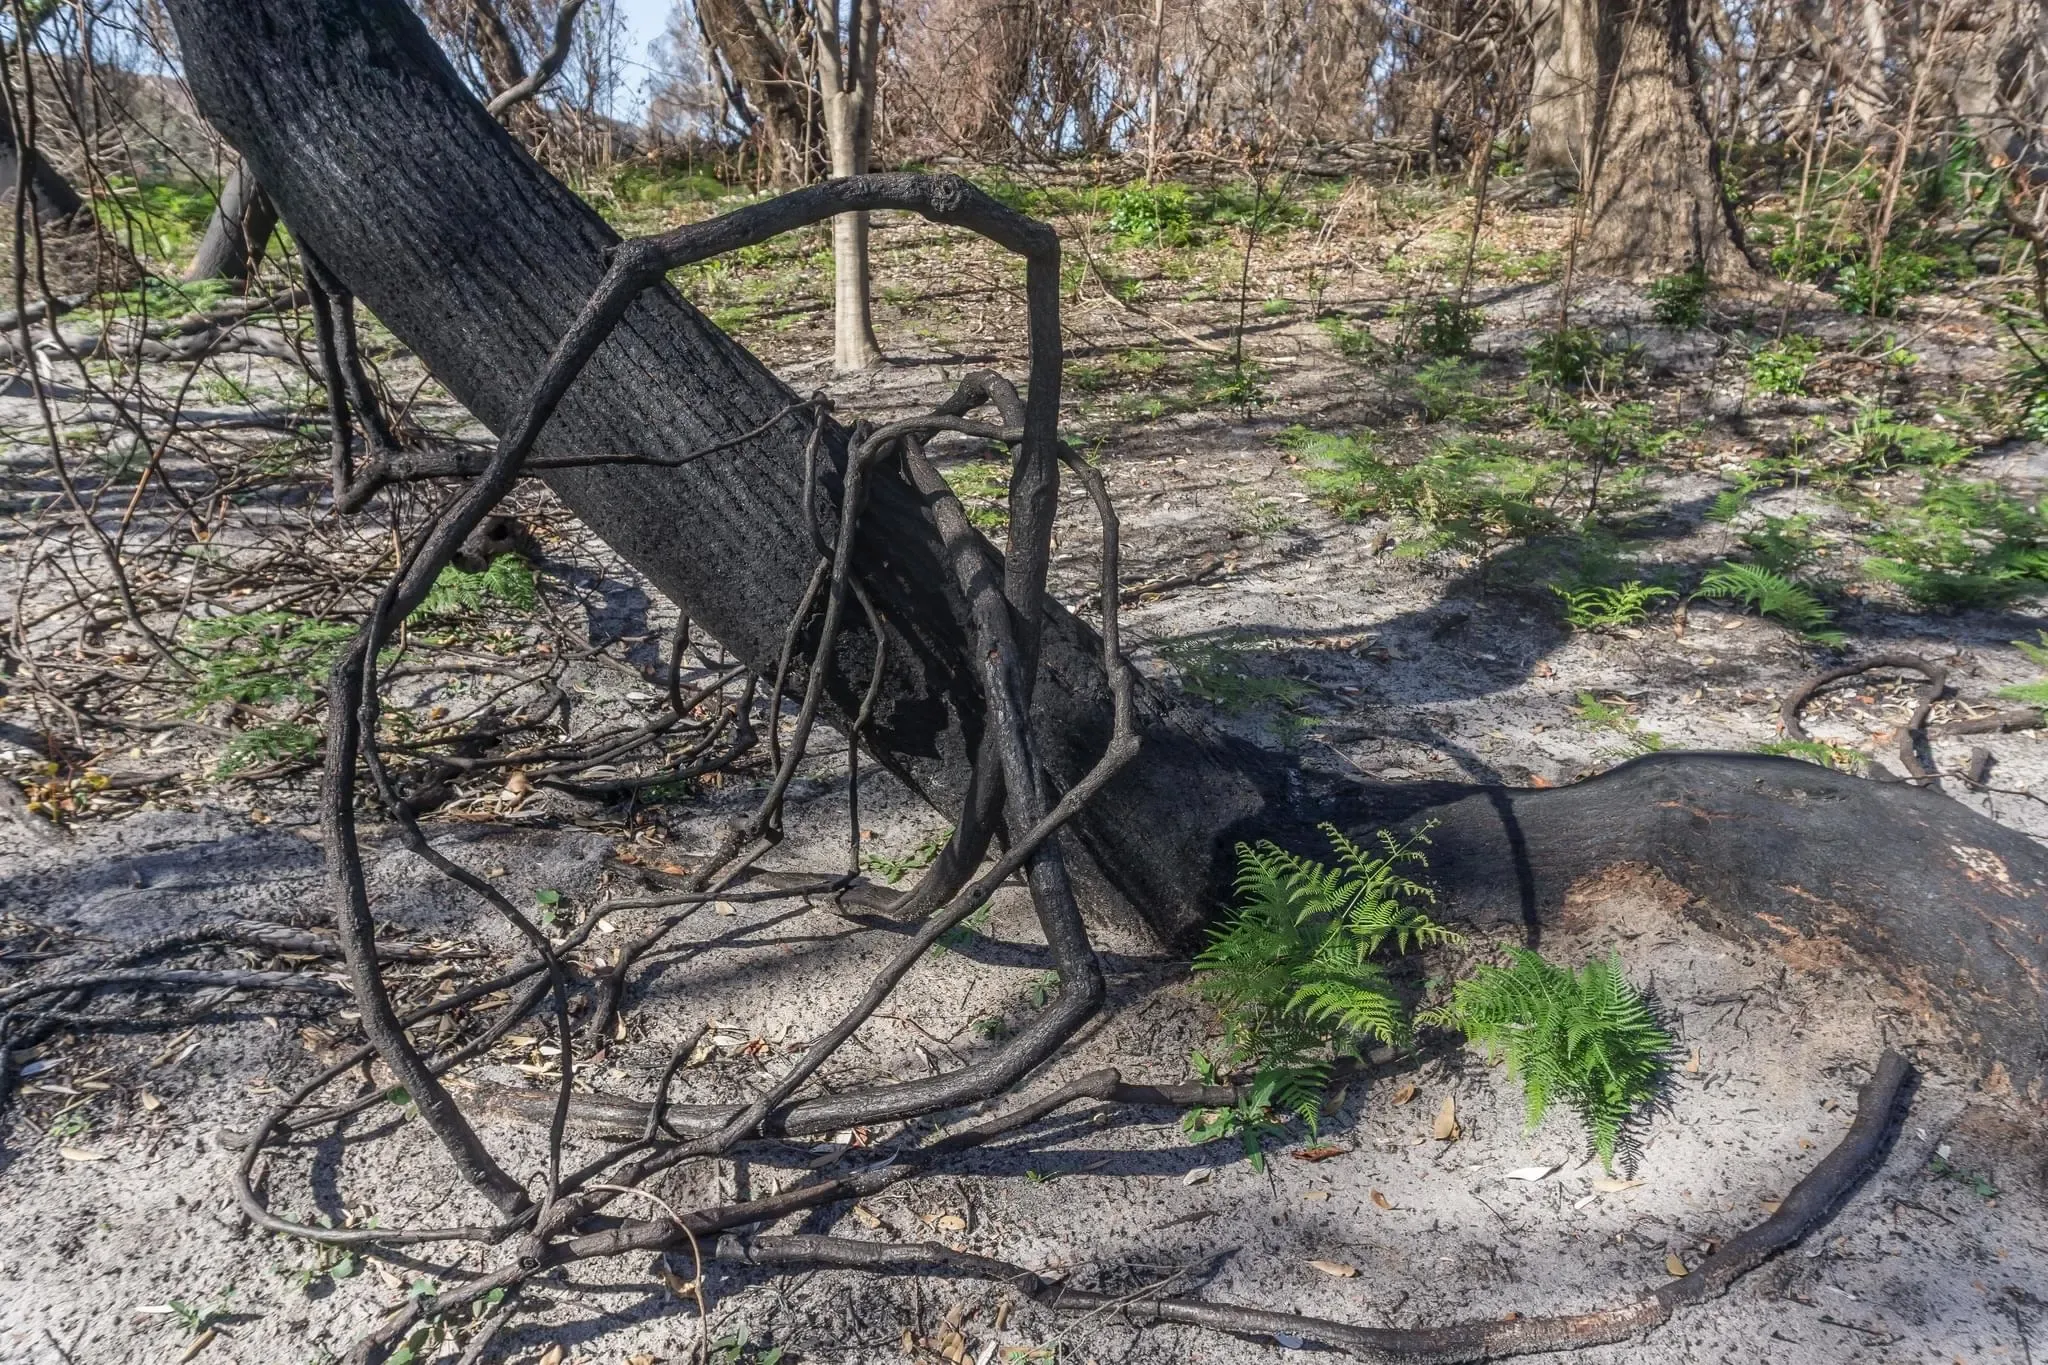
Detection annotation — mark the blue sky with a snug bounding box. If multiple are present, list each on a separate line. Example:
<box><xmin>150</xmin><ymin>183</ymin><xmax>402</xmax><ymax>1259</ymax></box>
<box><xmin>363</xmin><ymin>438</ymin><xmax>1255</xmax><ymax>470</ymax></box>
<box><xmin>611</xmin><ymin>0</ymin><xmax>676</xmax><ymax>119</ymax></box>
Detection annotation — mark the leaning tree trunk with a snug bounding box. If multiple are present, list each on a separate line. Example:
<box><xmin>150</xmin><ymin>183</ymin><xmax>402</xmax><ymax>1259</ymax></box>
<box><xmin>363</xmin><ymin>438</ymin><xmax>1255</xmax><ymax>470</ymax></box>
<box><xmin>1581</xmin><ymin>0</ymin><xmax>1757</xmax><ymax>280</ymax></box>
<box><xmin>163</xmin><ymin>0</ymin><xmax>2048</xmax><ymax>1103</ymax></box>
<box><xmin>182</xmin><ymin>164</ymin><xmax>278</xmax><ymax>284</ymax></box>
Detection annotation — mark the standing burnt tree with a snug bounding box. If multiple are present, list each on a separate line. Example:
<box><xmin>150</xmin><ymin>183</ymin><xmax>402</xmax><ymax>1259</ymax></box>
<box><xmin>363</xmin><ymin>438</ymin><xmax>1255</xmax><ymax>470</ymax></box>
<box><xmin>144</xmin><ymin>0</ymin><xmax>2048</xmax><ymax>1354</ymax></box>
<box><xmin>1578</xmin><ymin>0</ymin><xmax>1757</xmax><ymax>279</ymax></box>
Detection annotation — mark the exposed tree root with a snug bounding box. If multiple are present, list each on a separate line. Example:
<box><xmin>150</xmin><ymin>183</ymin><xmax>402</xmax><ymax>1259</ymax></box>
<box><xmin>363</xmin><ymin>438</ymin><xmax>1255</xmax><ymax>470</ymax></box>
<box><xmin>719</xmin><ymin>1051</ymin><xmax>1912</xmax><ymax>1362</ymax></box>
<box><xmin>1778</xmin><ymin>652</ymin><xmax>2046</xmax><ymax>782</ymax></box>
<box><xmin>1338</xmin><ymin>754</ymin><xmax>2048</xmax><ymax>1101</ymax></box>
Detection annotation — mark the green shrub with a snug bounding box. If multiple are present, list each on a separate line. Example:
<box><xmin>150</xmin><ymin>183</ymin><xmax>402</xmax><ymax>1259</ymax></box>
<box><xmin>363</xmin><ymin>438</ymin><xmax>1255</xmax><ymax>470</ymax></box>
<box><xmin>217</xmin><ymin>722</ymin><xmax>320</xmax><ymax>776</ymax></box>
<box><xmin>1400</xmin><ymin>297</ymin><xmax>1484</xmax><ymax>359</ymax></box>
<box><xmin>1736</xmin><ymin>513</ymin><xmax>1823</xmax><ymax>574</ymax></box>
<box><xmin>1755</xmin><ymin>738</ymin><xmax>1865</xmax><ymax>772</ymax></box>
<box><xmin>187</xmin><ymin>612</ymin><xmax>358</xmax><ymax>707</ymax></box>
<box><xmin>1288</xmin><ymin>429</ymin><xmax>1567</xmax><ymax>552</ymax></box>
<box><xmin>1318</xmin><ymin>313</ymin><xmax>1378</xmax><ymax>359</ymax></box>
<box><xmin>1422</xmin><ymin>949</ymin><xmax>1671</xmax><ymax>1172</ymax></box>
<box><xmin>1159</xmin><ymin>638</ymin><xmax>1311</xmax><ymax>713</ymax></box>
<box><xmin>1647</xmin><ymin>266</ymin><xmax>1710</xmax><ymax>327</ymax></box>
<box><xmin>1192</xmin><ymin>357</ymin><xmax>1267</xmax><ymax>409</ymax></box>
<box><xmin>1104</xmin><ymin>182</ymin><xmax>1195</xmax><ymax>246</ymax></box>
<box><xmin>1526</xmin><ymin>326</ymin><xmax>1636</xmax><ymax>392</ymax></box>
<box><xmin>1552</xmin><ymin>581</ymin><xmax>1675</xmax><ymax>631</ymax></box>
<box><xmin>1410</xmin><ymin>358</ymin><xmax>1490</xmax><ymax>422</ymax></box>
<box><xmin>1749</xmin><ymin>335</ymin><xmax>1823</xmax><ymax>396</ymax></box>
<box><xmin>1552</xmin><ymin>401</ymin><xmax>1680</xmax><ymax>464</ymax></box>
<box><xmin>1844</xmin><ymin>404</ymin><xmax>1970</xmax><ymax>472</ymax></box>
<box><xmin>1864</xmin><ymin>479</ymin><xmax>2048</xmax><ymax>607</ymax></box>
<box><xmin>1836</xmin><ymin>249</ymin><xmax>1938</xmax><ymax>316</ymax></box>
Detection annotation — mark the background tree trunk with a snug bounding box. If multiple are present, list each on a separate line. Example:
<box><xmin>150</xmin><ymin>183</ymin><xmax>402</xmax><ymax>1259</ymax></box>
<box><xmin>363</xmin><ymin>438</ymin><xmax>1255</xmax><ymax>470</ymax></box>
<box><xmin>161</xmin><ymin>0</ymin><xmax>2048</xmax><ymax>1101</ymax></box>
<box><xmin>1581</xmin><ymin>0</ymin><xmax>1758</xmax><ymax>280</ymax></box>
<box><xmin>697</xmin><ymin>0</ymin><xmax>823</xmax><ymax>185</ymax></box>
<box><xmin>816</xmin><ymin>0</ymin><xmax>883</xmax><ymax>371</ymax></box>
<box><xmin>1523</xmin><ymin>0</ymin><xmax>1596</xmax><ymax>178</ymax></box>
<box><xmin>0</xmin><ymin>92</ymin><xmax>84</xmax><ymax>228</ymax></box>
<box><xmin>182</xmin><ymin>164</ymin><xmax>278</xmax><ymax>284</ymax></box>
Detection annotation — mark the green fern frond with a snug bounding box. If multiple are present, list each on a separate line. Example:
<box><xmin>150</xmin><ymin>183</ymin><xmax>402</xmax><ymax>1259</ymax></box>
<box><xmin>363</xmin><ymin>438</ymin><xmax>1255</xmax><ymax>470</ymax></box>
<box><xmin>1694</xmin><ymin>562</ymin><xmax>1843</xmax><ymax>644</ymax></box>
<box><xmin>1430</xmin><ymin>948</ymin><xmax>1671</xmax><ymax>1172</ymax></box>
<box><xmin>1192</xmin><ymin>822</ymin><xmax>1458</xmax><ymax>1160</ymax></box>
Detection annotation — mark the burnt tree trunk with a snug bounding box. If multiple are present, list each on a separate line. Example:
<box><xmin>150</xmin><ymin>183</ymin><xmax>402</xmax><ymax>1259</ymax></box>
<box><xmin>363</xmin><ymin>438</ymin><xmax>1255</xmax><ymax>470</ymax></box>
<box><xmin>1581</xmin><ymin>0</ymin><xmax>1757</xmax><ymax>280</ymax></box>
<box><xmin>164</xmin><ymin>0</ymin><xmax>2048</xmax><ymax>1102</ymax></box>
<box><xmin>0</xmin><ymin>91</ymin><xmax>84</xmax><ymax>228</ymax></box>
<box><xmin>182</xmin><ymin>165</ymin><xmax>278</xmax><ymax>284</ymax></box>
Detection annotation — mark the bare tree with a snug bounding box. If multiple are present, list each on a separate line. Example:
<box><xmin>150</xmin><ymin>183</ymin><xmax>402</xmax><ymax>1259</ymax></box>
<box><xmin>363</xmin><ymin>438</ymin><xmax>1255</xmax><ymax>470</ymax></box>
<box><xmin>695</xmin><ymin>0</ymin><xmax>823</xmax><ymax>184</ymax></box>
<box><xmin>814</xmin><ymin>0</ymin><xmax>883</xmax><ymax>370</ymax></box>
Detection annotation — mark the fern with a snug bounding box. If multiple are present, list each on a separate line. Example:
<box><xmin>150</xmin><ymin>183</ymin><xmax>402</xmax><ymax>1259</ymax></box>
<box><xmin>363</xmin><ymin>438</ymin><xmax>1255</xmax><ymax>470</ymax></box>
<box><xmin>1694</xmin><ymin>562</ymin><xmax>1844</xmax><ymax>645</ymax></box>
<box><xmin>416</xmin><ymin>555</ymin><xmax>538</xmax><ymax>617</ymax></box>
<box><xmin>1551</xmin><ymin>581</ymin><xmax>1675</xmax><ymax>631</ymax></box>
<box><xmin>1423</xmin><ymin>949</ymin><xmax>1672</xmax><ymax>1173</ymax></box>
<box><xmin>1189</xmin><ymin>824</ymin><xmax>1457</xmax><ymax>1164</ymax></box>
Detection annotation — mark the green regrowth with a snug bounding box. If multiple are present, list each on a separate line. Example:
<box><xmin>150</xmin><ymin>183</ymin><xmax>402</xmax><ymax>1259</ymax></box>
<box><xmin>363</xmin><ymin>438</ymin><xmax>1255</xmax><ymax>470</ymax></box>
<box><xmin>1424</xmin><ymin>948</ymin><xmax>1672</xmax><ymax>1172</ymax></box>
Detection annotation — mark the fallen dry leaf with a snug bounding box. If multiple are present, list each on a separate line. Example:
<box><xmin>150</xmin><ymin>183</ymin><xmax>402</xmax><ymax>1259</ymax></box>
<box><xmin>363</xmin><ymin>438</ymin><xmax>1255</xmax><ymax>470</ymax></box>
<box><xmin>1308</xmin><ymin>1259</ymin><xmax>1358</xmax><ymax>1278</ymax></box>
<box><xmin>1391</xmin><ymin>1082</ymin><xmax>1418</xmax><ymax>1106</ymax></box>
<box><xmin>1759</xmin><ymin>1197</ymin><xmax>1783</xmax><ymax>1215</ymax></box>
<box><xmin>1503</xmin><ymin>1164</ymin><xmax>1556</xmax><ymax>1182</ymax></box>
<box><xmin>1592</xmin><ymin>1175</ymin><xmax>1645</xmax><ymax>1193</ymax></box>
<box><xmin>936</xmin><ymin>1212</ymin><xmax>968</xmax><ymax>1232</ymax></box>
<box><xmin>58</xmin><ymin>1146</ymin><xmax>108</xmax><ymax>1162</ymax></box>
<box><xmin>1370</xmin><ymin>1190</ymin><xmax>1393</xmax><ymax>1210</ymax></box>
<box><xmin>178</xmin><ymin>1327</ymin><xmax>217</xmax><ymax>1363</ymax></box>
<box><xmin>1665</xmin><ymin>1253</ymin><xmax>1688</xmax><ymax>1277</ymax></box>
<box><xmin>1686</xmin><ymin>1047</ymin><xmax>1701</xmax><ymax>1074</ymax></box>
<box><xmin>853</xmin><ymin>1204</ymin><xmax>883</xmax><ymax>1229</ymax></box>
<box><xmin>139</xmin><ymin>1091</ymin><xmax>162</xmax><ymax>1111</ymax></box>
<box><xmin>1302</xmin><ymin>1190</ymin><xmax>1331</xmax><ymax>1202</ymax></box>
<box><xmin>537</xmin><ymin>1345</ymin><xmax>565</xmax><ymax>1365</ymax></box>
<box><xmin>1183</xmin><ymin>1165</ymin><xmax>1214</xmax><ymax>1186</ymax></box>
<box><xmin>1432</xmin><ymin>1093</ymin><xmax>1460</xmax><ymax>1141</ymax></box>
<box><xmin>1291</xmin><ymin>1144</ymin><xmax>1347</xmax><ymax>1162</ymax></box>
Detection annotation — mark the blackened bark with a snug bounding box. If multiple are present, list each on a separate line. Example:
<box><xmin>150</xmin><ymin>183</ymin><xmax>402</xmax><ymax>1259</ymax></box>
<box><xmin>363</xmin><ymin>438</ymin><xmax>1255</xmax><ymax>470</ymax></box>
<box><xmin>182</xmin><ymin>166</ymin><xmax>278</xmax><ymax>284</ymax></box>
<box><xmin>162</xmin><ymin>0</ymin><xmax>2048</xmax><ymax>1101</ymax></box>
<box><xmin>161</xmin><ymin>0</ymin><xmax>1281</xmax><ymax>951</ymax></box>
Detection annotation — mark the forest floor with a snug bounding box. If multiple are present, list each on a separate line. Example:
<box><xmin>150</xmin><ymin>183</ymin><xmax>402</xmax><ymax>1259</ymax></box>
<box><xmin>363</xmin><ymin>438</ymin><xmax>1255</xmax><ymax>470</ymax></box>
<box><xmin>3</xmin><ymin>163</ymin><xmax>2047</xmax><ymax>1363</ymax></box>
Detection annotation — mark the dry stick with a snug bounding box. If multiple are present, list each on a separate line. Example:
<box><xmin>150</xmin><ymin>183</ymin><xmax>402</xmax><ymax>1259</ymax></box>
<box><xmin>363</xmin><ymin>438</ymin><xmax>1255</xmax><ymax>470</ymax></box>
<box><xmin>1</xmin><ymin>40</ymin><xmax>188</xmax><ymax>682</ymax></box>
<box><xmin>723</xmin><ymin>1052</ymin><xmax>1914</xmax><ymax>1364</ymax></box>
<box><xmin>0</xmin><ymin>967</ymin><xmax>349</xmax><ymax>1010</ymax></box>
<box><xmin>336</xmin><ymin>178</ymin><xmax>1119</xmax><ymax>1362</ymax></box>
<box><xmin>1777</xmin><ymin>653</ymin><xmax>2014</xmax><ymax>783</ymax></box>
